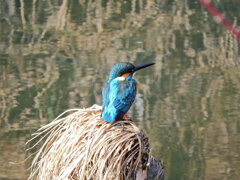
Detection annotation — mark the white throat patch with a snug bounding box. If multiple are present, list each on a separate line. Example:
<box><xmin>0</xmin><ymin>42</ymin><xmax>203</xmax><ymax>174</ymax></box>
<box><xmin>115</xmin><ymin>76</ymin><xmax>125</xmax><ymax>81</ymax></box>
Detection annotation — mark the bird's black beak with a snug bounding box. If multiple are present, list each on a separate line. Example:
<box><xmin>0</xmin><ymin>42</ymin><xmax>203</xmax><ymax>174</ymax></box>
<box><xmin>134</xmin><ymin>62</ymin><xmax>155</xmax><ymax>72</ymax></box>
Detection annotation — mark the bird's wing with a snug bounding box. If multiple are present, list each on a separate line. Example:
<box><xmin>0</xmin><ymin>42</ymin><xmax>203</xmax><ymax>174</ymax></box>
<box><xmin>113</xmin><ymin>80</ymin><xmax>137</xmax><ymax>113</ymax></box>
<box><xmin>102</xmin><ymin>81</ymin><xmax>110</xmax><ymax>109</ymax></box>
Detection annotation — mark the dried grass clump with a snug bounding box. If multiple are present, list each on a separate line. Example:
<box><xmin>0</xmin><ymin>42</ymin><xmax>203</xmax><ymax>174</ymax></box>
<box><xmin>27</xmin><ymin>105</ymin><xmax>150</xmax><ymax>180</ymax></box>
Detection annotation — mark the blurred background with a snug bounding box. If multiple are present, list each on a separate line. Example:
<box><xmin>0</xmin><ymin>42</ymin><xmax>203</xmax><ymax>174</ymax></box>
<box><xmin>0</xmin><ymin>0</ymin><xmax>240</xmax><ymax>179</ymax></box>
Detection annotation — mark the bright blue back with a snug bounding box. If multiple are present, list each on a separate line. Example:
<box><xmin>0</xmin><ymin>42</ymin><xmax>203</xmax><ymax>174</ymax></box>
<box><xmin>102</xmin><ymin>78</ymin><xmax>137</xmax><ymax>122</ymax></box>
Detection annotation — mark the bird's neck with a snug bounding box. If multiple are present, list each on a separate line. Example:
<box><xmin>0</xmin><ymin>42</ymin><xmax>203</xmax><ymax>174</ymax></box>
<box><xmin>110</xmin><ymin>74</ymin><xmax>134</xmax><ymax>82</ymax></box>
<box><xmin>125</xmin><ymin>74</ymin><xmax>133</xmax><ymax>81</ymax></box>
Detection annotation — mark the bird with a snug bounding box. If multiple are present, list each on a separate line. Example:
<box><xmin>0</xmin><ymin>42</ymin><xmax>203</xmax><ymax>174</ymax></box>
<box><xmin>102</xmin><ymin>62</ymin><xmax>155</xmax><ymax>123</ymax></box>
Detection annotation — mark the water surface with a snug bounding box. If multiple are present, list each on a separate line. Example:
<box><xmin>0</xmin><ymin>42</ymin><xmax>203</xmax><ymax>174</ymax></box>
<box><xmin>0</xmin><ymin>0</ymin><xmax>240</xmax><ymax>179</ymax></box>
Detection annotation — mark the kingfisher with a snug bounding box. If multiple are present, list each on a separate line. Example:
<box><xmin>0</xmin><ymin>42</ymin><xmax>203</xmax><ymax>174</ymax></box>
<box><xmin>102</xmin><ymin>62</ymin><xmax>155</xmax><ymax>123</ymax></box>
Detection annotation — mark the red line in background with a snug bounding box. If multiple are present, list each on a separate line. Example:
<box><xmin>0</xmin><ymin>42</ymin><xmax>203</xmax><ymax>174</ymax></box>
<box><xmin>199</xmin><ymin>0</ymin><xmax>240</xmax><ymax>41</ymax></box>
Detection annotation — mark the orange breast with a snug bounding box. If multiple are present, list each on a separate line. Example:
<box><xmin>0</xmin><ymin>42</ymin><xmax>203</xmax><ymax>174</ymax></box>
<box><xmin>136</xmin><ymin>83</ymin><xmax>139</xmax><ymax>93</ymax></box>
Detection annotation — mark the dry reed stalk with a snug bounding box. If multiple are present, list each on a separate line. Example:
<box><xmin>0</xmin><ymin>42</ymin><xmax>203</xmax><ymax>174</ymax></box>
<box><xmin>27</xmin><ymin>105</ymin><xmax>150</xmax><ymax>180</ymax></box>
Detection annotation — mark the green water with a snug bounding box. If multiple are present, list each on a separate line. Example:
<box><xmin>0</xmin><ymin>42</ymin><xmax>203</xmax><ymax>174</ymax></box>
<box><xmin>0</xmin><ymin>0</ymin><xmax>240</xmax><ymax>179</ymax></box>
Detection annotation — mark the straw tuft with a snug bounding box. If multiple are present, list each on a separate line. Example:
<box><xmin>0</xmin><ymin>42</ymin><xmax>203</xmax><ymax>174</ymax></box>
<box><xmin>28</xmin><ymin>105</ymin><xmax>150</xmax><ymax>180</ymax></box>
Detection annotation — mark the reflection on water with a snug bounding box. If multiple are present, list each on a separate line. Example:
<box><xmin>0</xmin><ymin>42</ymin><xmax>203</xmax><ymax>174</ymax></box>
<box><xmin>0</xmin><ymin>0</ymin><xmax>240</xmax><ymax>179</ymax></box>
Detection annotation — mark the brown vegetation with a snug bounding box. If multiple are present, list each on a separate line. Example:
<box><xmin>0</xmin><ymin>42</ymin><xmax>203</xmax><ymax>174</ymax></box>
<box><xmin>28</xmin><ymin>105</ymin><xmax>150</xmax><ymax>180</ymax></box>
